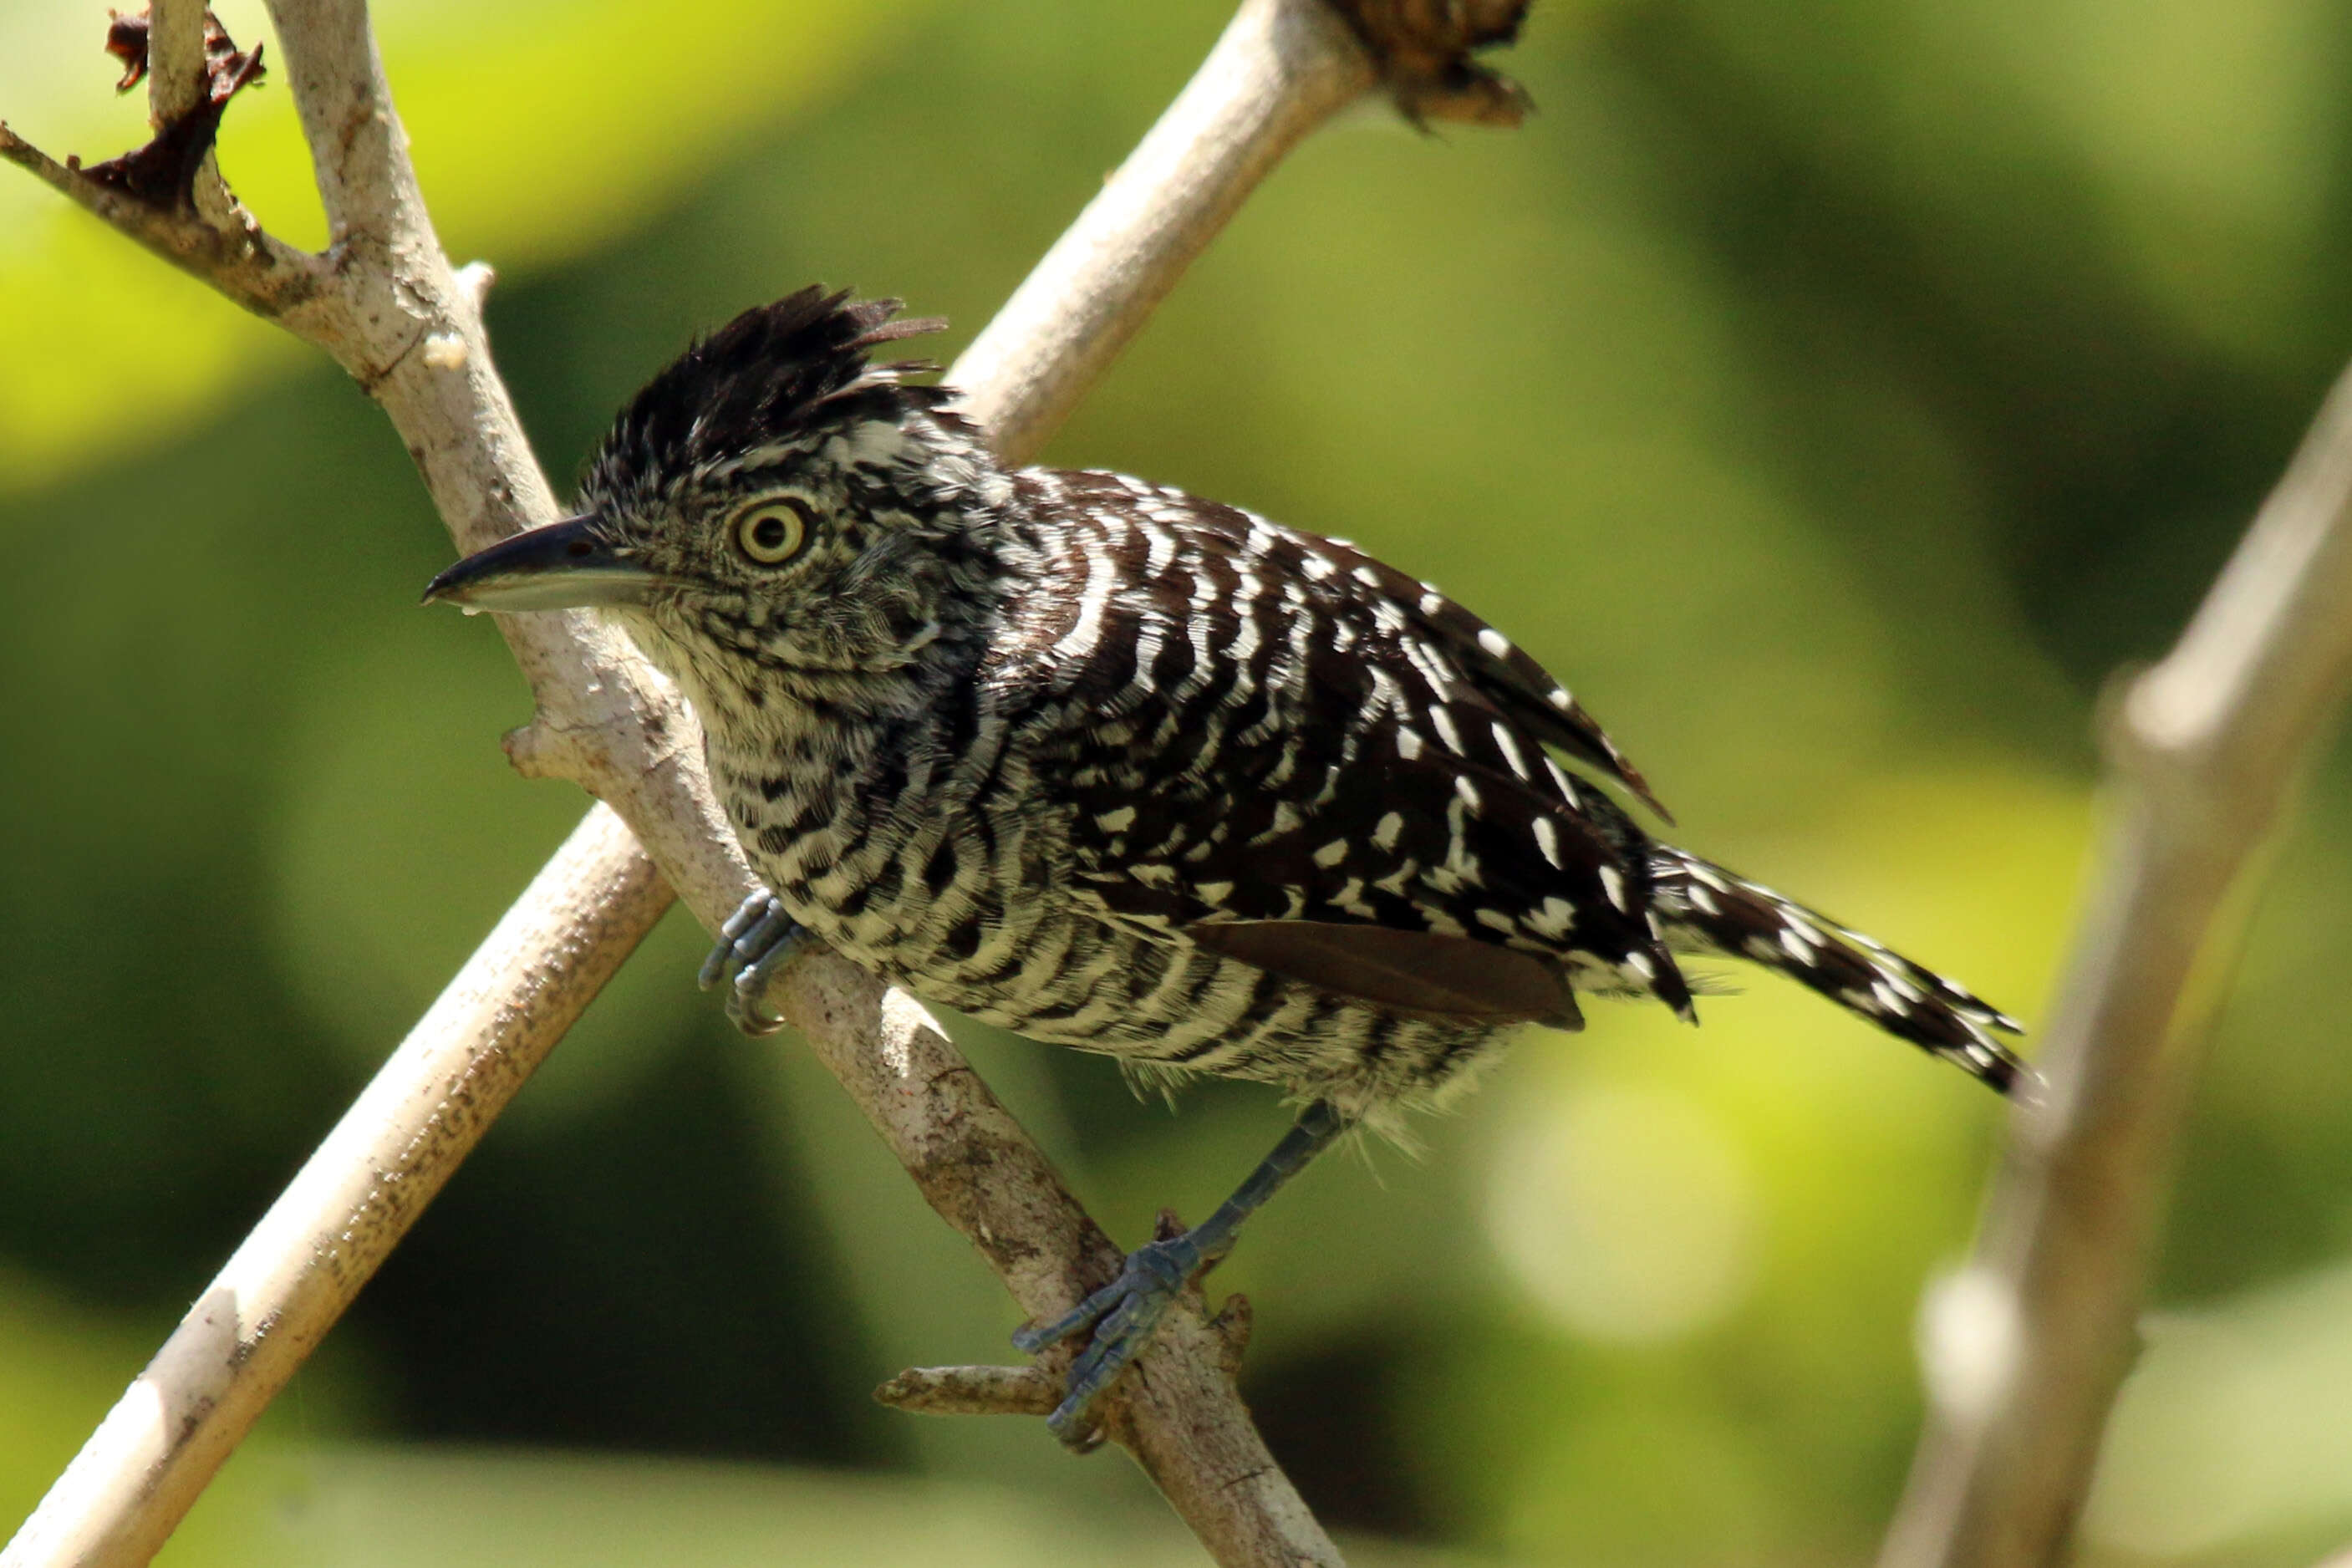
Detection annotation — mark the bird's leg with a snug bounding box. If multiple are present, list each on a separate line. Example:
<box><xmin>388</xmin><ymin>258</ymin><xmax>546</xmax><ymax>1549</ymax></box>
<box><xmin>696</xmin><ymin>888</ymin><xmax>804</xmax><ymax>1036</ymax></box>
<box><xmin>1014</xmin><ymin>1100</ymin><xmax>1346</xmax><ymax>1444</ymax></box>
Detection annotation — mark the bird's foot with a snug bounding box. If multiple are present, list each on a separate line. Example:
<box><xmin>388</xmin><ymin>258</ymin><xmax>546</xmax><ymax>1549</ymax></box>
<box><xmin>697</xmin><ymin>890</ymin><xmax>803</xmax><ymax>1036</ymax></box>
<box><xmin>1012</xmin><ymin>1224</ymin><xmax>1212</xmax><ymax>1446</ymax></box>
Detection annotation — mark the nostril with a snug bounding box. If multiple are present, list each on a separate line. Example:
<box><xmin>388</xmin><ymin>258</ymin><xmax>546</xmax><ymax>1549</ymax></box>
<box><xmin>565</xmin><ymin>539</ymin><xmax>593</xmax><ymax>558</ymax></box>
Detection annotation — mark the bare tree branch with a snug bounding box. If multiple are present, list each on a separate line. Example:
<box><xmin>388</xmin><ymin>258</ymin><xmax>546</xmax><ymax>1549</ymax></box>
<box><xmin>2</xmin><ymin>2</ymin><xmax>1534</xmax><ymax>1565</ymax></box>
<box><xmin>0</xmin><ymin>121</ymin><xmax>323</xmax><ymax>320</ymax></box>
<box><xmin>1878</xmin><ymin>356</ymin><xmax>2352</xmax><ymax>1568</ymax></box>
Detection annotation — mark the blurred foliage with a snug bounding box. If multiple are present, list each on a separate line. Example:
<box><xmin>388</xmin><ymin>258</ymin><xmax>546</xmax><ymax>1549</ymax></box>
<box><xmin>4</xmin><ymin>0</ymin><xmax>2352</xmax><ymax>1563</ymax></box>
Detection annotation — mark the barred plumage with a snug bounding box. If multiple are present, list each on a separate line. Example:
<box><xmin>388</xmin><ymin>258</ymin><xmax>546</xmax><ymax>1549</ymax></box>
<box><xmin>427</xmin><ymin>288</ymin><xmax>2026</xmax><ymax>1437</ymax></box>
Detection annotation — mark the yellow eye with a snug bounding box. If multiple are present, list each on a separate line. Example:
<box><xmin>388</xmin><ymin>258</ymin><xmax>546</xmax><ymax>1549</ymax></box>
<box><xmin>733</xmin><ymin>498</ymin><xmax>812</xmax><ymax>565</ymax></box>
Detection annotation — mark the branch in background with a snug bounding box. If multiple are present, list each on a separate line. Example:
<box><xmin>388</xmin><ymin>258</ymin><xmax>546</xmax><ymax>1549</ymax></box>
<box><xmin>1877</xmin><ymin>357</ymin><xmax>2352</xmax><ymax>1568</ymax></box>
<box><xmin>0</xmin><ymin>2</ymin><xmax>1531</xmax><ymax>1565</ymax></box>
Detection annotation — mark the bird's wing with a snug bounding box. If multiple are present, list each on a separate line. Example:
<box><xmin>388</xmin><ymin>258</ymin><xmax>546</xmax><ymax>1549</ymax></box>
<box><xmin>998</xmin><ymin>471</ymin><xmax>1689</xmax><ymax>1026</ymax></box>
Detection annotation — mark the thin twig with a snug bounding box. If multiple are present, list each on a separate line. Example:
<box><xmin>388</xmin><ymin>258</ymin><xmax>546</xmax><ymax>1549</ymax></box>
<box><xmin>145</xmin><ymin>0</ymin><xmax>244</xmax><ymax>228</ymax></box>
<box><xmin>875</xmin><ymin>1365</ymin><xmax>1064</xmax><ymax>1418</ymax></box>
<box><xmin>1</xmin><ymin>2</ymin><xmax>1533</xmax><ymax>1565</ymax></box>
<box><xmin>1877</xmin><ymin>356</ymin><xmax>2352</xmax><ymax>1568</ymax></box>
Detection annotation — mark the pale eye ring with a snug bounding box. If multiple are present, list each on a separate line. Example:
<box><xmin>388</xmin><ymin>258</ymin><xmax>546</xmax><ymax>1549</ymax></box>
<box><xmin>732</xmin><ymin>497</ymin><xmax>814</xmax><ymax>565</ymax></box>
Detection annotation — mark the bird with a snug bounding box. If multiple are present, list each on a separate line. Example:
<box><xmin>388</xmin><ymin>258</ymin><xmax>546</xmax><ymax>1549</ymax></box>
<box><xmin>425</xmin><ymin>287</ymin><xmax>2026</xmax><ymax>1443</ymax></box>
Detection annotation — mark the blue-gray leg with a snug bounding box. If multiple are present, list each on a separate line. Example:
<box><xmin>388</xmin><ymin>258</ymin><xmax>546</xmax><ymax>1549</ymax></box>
<box><xmin>697</xmin><ymin>889</ymin><xmax>804</xmax><ymax>1036</ymax></box>
<box><xmin>1014</xmin><ymin>1101</ymin><xmax>1346</xmax><ymax>1443</ymax></box>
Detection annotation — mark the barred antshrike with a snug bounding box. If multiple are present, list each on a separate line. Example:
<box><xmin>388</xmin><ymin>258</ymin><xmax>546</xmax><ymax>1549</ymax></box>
<box><xmin>427</xmin><ymin>289</ymin><xmax>2024</xmax><ymax>1442</ymax></box>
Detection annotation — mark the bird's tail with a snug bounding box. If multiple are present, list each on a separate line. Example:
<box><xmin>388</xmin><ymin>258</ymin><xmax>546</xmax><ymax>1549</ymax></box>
<box><xmin>1646</xmin><ymin>846</ymin><xmax>2027</xmax><ymax>1093</ymax></box>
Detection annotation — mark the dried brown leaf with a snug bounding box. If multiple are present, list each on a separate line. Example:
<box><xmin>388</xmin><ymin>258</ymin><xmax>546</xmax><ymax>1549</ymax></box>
<box><xmin>81</xmin><ymin>8</ymin><xmax>265</xmax><ymax>207</ymax></box>
<box><xmin>1326</xmin><ymin>0</ymin><xmax>1535</xmax><ymax>127</ymax></box>
<box><xmin>105</xmin><ymin>11</ymin><xmax>150</xmax><ymax>92</ymax></box>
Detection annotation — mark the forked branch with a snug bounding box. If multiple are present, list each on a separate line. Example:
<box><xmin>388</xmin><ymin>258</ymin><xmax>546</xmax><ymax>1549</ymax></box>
<box><xmin>0</xmin><ymin>3</ymin><xmax>1530</xmax><ymax>1566</ymax></box>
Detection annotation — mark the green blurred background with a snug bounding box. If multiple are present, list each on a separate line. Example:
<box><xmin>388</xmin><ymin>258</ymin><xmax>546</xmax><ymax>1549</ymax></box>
<box><xmin>3</xmin><ymin>0</ymin><xmax>2350</xmax><ymax>1562</ymax></box>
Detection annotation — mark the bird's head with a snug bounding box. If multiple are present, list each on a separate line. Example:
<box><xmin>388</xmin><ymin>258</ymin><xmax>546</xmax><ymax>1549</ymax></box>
<box><xmin>425</xmin><ymin>288</ymin><xmax>1013</xmax><ymax>722</ymax></box>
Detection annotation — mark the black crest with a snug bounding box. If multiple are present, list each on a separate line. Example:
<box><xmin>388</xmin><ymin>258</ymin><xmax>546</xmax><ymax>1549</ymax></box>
<box><xmin>583</xmin><ymin>287</ymin><xmax>952</xmax><ymax>501</ymax></box>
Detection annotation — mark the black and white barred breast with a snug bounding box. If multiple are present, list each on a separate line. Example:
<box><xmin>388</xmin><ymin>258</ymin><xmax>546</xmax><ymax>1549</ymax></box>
<box><xmin>703</xmin><ymin>466</ymin><xmax>2023</xmax><ymax>1120</ymax></box>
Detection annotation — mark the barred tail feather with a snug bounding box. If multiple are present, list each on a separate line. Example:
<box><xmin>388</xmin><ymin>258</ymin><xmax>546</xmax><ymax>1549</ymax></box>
<box><xmin>1646</xmin><ymin>848</ymin><xmax>2027</xmax><ymax>1093</ymax></box>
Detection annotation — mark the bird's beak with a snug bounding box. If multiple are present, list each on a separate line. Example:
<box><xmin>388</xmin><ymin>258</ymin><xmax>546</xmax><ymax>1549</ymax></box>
<box><xmin>422</xmin><ymin>514</ymin><xmax>666</xmax><ymax>612</ymax></box>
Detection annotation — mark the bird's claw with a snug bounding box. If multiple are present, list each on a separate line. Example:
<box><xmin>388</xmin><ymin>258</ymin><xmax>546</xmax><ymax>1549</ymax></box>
<box><xmin>699</xmin><ymin>890</ymin><xmax>802</xmax><ymax>1036</ymax></box>
<box><xmin>1014</xmin><ymin>1232</ymin><xmax>1207</xmax><ymax>1445</ymax></box>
